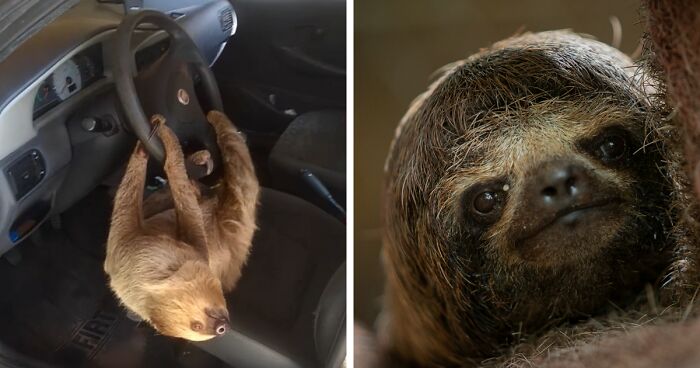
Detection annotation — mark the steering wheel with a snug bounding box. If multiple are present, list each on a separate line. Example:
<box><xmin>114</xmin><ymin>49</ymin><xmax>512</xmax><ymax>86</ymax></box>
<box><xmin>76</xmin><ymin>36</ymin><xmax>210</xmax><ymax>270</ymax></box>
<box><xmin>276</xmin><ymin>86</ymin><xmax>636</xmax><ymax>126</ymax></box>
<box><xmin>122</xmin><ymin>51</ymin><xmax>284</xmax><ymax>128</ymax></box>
<box><xmin>113</xmin><ymin>10</ymin><xmax>224</xmax><ymax>169</ymax></box>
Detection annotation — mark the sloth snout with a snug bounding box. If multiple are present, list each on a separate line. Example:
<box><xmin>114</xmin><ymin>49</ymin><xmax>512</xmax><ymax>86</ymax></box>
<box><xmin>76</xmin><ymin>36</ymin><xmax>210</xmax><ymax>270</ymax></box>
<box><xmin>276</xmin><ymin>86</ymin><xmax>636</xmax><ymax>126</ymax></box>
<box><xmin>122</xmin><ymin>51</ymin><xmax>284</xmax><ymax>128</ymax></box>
<box><xmin>514</xmin><ymin>158</ymin><xmax>622</xmax><ymax>242</ymax></box>
<box><xmin>537</xmin><ymin>161</ymin><xmax>591</xmax><ymax>209</ymax></box>
<box><xmin>215</xmin><ymin>321</ymin><xmax>229</xmax><ymax>335</ymax></box>
<box><xmin>206</xmin><ymin>307</ymin><xmax>231</xmax><ymax>336</ymax></box>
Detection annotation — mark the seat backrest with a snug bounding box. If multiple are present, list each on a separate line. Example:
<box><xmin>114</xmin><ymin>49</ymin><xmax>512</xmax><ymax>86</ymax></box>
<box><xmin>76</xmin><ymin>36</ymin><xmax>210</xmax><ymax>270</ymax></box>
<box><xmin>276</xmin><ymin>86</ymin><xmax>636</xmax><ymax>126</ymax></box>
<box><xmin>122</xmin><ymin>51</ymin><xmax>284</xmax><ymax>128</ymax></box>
<box><xmin>314</xmin><ymin>262</ymin><xmax>346</xmax><ymax>368</ymax></box>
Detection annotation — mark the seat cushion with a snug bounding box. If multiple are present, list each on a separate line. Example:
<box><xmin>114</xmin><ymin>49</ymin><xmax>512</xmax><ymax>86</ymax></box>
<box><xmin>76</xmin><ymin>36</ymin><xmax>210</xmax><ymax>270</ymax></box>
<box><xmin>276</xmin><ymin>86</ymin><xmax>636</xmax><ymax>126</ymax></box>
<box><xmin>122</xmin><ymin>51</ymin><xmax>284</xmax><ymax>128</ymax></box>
<box><xmin>269</xmin><ymin>110</ymin><xmax>346</xmax><ymax>209</ymax></box>
<box><xmin>195</xmin><ymin>188</ymin><xmax>345</xmax><ymax>368</ymax></box>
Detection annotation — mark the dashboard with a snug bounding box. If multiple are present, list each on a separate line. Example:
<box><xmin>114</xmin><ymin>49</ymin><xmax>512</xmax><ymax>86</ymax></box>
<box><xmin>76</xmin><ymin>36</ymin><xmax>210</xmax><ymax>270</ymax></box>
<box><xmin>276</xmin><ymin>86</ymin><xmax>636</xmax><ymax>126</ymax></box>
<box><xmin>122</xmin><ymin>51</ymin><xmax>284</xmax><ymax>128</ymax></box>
<box><xmin>31</xmin><ymin>38</ymin><xmax>171</xmax><ymax>119</ymax></box>
<box><xmin>33</xmin><ymin>44</ymin><xmax>105</xmax><ymax>119</ymax></box>
<box><xmin>0</xmin><ymin>0</ymin><xmax>236</xmax><ymax>257</ymax></box>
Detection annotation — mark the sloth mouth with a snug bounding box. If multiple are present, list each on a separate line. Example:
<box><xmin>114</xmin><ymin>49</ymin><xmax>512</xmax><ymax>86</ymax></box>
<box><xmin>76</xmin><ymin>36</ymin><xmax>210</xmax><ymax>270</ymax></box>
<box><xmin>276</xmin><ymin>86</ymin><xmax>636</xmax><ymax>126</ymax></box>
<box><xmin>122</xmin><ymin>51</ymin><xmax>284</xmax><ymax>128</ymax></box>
<box><xmin>515</xmin><ymin>198</ymin><xmax>624</xmax><ymax>244</ymax></box>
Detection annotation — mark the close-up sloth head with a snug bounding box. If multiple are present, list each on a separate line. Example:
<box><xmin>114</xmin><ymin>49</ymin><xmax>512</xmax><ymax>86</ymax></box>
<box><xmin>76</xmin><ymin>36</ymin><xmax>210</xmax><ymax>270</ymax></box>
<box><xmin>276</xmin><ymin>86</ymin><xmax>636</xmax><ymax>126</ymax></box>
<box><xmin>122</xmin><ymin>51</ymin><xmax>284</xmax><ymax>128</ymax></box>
<box><xmin>381</xmin><ymin>30</ymin><xmax>673</xmax><ymax>366</ymax></box>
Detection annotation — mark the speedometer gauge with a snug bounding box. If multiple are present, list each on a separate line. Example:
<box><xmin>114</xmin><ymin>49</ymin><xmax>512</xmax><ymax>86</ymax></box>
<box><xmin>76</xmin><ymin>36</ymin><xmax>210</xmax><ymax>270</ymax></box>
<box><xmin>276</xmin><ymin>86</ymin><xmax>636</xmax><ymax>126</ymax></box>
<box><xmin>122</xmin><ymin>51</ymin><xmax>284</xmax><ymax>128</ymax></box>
<box><xmin>52</xmin><ymin>60</ymin><xmax>82</xmax><ymax>101</ymax></box>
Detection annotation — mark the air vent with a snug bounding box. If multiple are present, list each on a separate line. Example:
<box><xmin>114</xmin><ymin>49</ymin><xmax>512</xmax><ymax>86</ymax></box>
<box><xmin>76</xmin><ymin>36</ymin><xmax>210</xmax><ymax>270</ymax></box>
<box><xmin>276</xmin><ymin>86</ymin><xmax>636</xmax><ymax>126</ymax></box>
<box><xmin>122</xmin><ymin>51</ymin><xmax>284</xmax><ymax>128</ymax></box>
<box><xmin>219</xmin><ymin>8</ymin><xmax>233</xmax><ymax>34</ymax></box>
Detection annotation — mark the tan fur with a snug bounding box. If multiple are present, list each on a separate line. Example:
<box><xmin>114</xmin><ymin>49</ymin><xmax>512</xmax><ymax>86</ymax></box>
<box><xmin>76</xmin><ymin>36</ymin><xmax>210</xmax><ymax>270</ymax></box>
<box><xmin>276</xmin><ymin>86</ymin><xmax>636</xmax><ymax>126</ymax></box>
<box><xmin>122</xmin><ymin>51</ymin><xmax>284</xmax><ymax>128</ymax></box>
<box><xmin>104</xmin><ymin>111</ymin><xmax>259</xmax><ymax>341</ymax></box>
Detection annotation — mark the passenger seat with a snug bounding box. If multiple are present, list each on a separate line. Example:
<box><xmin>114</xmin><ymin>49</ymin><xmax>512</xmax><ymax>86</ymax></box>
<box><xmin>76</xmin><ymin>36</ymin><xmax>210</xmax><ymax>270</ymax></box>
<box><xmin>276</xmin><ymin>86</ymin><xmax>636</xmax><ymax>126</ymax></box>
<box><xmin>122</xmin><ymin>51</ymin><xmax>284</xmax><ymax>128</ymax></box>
<box><xmin>268</xmin><ymin>110</ymin><xmax>346</xmax><ymax>216</ymax></box>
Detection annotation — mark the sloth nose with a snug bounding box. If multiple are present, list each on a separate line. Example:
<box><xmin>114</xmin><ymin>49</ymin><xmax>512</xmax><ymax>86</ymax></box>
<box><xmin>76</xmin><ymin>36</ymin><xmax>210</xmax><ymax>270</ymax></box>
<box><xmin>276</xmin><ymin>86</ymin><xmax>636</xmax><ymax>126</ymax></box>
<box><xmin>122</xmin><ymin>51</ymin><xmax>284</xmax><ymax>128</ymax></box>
<box><xmin>537</xmin><ymin>161</ymin><xmax>590</xmax><ymax>209</ymax></box>
<box><xmin>205</xmin><ymin>307</ymin><xmax>231</xmax><ymax>336</ymax></box>
<box><xmin>215</xmin><ymin>321</ymin><xmax>229</xmax><ymax>335</ymax></box>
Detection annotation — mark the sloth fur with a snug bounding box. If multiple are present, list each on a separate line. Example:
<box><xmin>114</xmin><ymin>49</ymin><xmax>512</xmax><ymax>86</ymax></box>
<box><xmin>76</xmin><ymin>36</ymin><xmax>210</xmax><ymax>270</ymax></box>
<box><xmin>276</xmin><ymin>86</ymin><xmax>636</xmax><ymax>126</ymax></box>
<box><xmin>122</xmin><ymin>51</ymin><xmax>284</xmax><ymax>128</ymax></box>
<box><xmin>105</xmin><ymin>111</ymin><xmax>259</xmax><ymax>341</ymax></box>
<box><xmin>380</xmin><ymin>30</ymin><xmax>681</xmax><ymax>367</ymax></box>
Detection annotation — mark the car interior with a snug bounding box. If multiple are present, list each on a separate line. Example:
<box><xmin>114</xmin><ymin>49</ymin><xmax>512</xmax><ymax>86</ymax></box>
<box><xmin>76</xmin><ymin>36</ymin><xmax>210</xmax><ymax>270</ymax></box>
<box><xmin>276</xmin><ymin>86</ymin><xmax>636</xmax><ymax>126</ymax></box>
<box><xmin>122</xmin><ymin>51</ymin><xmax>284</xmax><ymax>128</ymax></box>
<box><xmin>0</xmin><ymin>1</ymin><xmax>346</xmax><ymax>367</ymax></box>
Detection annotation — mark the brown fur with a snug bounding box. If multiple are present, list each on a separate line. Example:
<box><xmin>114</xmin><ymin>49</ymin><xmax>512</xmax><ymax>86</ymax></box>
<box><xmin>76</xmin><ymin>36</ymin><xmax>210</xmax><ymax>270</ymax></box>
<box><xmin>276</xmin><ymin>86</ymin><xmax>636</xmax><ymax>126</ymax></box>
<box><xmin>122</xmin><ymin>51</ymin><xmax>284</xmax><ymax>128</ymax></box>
<box><xmin>104</xmin><ymin>111</ymin><xmax>259</xmax><ymax>341</ymax></box>
<box><xmin>480</xmin><ymin>311</ymin><xmax>700</xmax><ymax>368</ymax></box>
<box><xmin>503</xmin><ymin>314</ymin><xmax>700</xmax><ymax>368</ymax></box>
<box><xmin>142</xmin><ymin>150</ymin><xmax>213</xmax><ymax>221</ymax></box>
<box><xmin>643</xmin><ymin>0</ymin><xmax>700</xmax><ymax>305</ymax></box>
<box><xmin>380</xmin><ymin>31</ymin><xmax>674</xmax><ymax>366</ymax></box>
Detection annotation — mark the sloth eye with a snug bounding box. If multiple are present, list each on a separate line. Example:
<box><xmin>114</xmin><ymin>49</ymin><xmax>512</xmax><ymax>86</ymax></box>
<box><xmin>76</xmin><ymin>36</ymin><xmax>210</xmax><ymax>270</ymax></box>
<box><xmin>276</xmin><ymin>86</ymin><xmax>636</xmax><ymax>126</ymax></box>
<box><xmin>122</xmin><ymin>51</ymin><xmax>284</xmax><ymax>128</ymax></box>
<box><xmin>596</xmin><ymin>134</ymin><xmax>627</xmax><ymax>162</ymax></box>
<box><xmin>463</xmin><ymin>182</ymin><xmax>508</xmax><ymax>224</ymax></box>
<box><xmin>474</xmin><ymin>191</ymin><xmax>501</xmax><ymax>214</ymax></box>
<box><xmin>191</xmin><ymin>321</ymin><xmax>204</xmax><ymax>332</ymax></box>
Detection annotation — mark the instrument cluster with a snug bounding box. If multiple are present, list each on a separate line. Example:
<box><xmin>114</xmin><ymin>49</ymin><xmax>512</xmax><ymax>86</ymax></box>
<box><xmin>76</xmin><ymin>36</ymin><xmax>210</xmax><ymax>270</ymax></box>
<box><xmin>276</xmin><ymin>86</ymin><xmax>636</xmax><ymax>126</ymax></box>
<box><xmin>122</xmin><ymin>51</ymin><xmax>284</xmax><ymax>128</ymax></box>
<box><xmin>33</xmin><ymin>44</ymin><xmax>104</xmax><ymax>119</ymax></box>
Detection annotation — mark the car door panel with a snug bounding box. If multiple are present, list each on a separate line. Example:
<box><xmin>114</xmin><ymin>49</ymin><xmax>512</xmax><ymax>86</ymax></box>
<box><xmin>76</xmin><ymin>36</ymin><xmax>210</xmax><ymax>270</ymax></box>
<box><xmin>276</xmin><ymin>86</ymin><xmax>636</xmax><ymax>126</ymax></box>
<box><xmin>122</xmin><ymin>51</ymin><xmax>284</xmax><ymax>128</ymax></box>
<box><xmin>216</xmin><ymin>0</ymin><xmax>346</xmax><ymax>146</ymax></box>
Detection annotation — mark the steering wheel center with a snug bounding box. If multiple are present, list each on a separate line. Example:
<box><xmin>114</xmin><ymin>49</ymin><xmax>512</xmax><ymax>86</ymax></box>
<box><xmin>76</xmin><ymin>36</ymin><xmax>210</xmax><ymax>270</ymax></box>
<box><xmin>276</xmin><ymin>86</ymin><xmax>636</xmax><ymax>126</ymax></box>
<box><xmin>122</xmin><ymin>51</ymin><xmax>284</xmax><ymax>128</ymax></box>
<box><xmin>113</xmin><ymin>10</ymin><xmax>224</xmax><ymax>166</ymax></box>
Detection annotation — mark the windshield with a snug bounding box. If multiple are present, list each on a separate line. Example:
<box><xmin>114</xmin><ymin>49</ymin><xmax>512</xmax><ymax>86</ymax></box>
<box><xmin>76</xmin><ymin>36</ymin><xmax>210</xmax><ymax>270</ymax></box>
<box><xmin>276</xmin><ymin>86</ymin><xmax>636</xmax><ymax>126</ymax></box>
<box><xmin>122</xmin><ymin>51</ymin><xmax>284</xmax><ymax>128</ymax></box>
<box><xmin>0</xmin><ymin>0</ymin><xmax>79</xmax><ymax>64</ymax></box>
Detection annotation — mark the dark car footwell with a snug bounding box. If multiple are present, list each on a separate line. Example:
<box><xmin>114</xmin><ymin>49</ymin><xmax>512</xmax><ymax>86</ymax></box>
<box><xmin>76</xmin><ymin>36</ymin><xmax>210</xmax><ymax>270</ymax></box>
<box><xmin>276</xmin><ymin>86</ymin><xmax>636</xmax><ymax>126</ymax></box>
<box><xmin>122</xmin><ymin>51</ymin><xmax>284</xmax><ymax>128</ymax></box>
<box><xmin>0</xmin><ymin>187</ymin><xmax>226</xmax><ymax>368</ymax></box>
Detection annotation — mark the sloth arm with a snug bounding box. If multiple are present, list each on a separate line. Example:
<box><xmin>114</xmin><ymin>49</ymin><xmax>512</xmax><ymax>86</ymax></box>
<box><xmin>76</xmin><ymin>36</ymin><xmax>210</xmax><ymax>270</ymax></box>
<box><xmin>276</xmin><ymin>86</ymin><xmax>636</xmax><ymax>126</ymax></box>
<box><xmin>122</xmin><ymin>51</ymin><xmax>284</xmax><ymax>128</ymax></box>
<box><xmin>206</xmin><ymin>111</ymin><xmax>259</xmax><ymax>231</ymax></box>
<box><xmin>155</xmin><ymin>119</ymin><xmax>209</xmax><ymax>260</ymax></box>
<box><xmin>142</xmin><ymin>188</ymin><xmax>176</xmax><ymax>220</ymax></box>
<box><xmin>107</xmin><ymin>142</ymin><xmax>148</xmax><ymax>247</ymax></box>
<box><xmin>142</xmin><ymin>151</ymin><xmax>209</xmax><ymax>220</ymax></box>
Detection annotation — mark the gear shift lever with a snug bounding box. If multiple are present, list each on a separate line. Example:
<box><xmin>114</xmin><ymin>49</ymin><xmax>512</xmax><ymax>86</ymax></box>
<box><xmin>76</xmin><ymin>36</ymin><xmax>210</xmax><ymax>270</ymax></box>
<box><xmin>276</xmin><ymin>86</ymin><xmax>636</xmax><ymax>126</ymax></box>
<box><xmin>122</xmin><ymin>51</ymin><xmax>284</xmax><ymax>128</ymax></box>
<box><xmin>300</xmin><ymin>169</ymin><xmax>345</xmax><ymax>221</ymax></box>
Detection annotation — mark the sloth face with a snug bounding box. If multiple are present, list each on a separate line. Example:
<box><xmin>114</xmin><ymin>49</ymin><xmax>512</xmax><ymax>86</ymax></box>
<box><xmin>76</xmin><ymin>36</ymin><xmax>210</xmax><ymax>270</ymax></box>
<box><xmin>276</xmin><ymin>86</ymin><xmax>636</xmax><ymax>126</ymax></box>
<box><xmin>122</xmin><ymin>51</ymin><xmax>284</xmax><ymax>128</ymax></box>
<box><xmin>454</xmin><ymin>108</ymin><xmax>657</xmax><ymax>268</ymax></box>
<box><xmin>381</xmin><ymin>30</ymin><xmax>672</xmax><ymax>365</ymax></box>
<box><xmin>147</xmin><ymin>260</ymin><xmax>230</xmax><ymax>341</ymax></box>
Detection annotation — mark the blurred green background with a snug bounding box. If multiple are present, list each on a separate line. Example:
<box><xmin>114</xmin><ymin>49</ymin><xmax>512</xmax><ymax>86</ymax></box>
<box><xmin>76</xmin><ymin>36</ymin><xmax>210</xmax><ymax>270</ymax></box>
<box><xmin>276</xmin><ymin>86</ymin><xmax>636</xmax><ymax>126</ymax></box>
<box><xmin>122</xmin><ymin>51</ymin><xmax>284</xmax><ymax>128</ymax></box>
<box><xmin>354</xmin><ymin>0</ymin><xmax>644</xmax><ymax>328</ymax></box>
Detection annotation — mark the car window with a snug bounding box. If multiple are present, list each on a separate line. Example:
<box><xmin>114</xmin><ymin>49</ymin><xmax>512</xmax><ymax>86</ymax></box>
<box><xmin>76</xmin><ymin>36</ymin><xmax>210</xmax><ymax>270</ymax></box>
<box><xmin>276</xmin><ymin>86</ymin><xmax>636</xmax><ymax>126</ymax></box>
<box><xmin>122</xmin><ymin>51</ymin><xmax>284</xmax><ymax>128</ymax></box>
<box><xmin>0</xmin><ymin>0</ymin><xmax>79</xmax><ymax>64</ymax></box>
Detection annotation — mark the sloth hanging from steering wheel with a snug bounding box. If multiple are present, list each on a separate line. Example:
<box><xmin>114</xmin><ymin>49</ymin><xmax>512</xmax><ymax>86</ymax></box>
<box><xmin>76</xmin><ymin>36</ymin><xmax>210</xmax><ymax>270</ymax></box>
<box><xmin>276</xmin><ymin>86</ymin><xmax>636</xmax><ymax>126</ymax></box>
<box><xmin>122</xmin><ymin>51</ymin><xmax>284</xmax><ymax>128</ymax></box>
<box><xmin>104</xmin><ymin>10</ymin><xmax>260</xmax><ymax>342</ymax></box>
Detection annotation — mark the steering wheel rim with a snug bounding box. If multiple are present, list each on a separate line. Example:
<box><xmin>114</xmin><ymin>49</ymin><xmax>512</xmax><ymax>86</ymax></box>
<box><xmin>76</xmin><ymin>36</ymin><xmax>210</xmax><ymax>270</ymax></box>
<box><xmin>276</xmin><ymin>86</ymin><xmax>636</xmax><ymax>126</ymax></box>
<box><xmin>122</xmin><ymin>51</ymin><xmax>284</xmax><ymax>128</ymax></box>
<box><xmin>113</xmin><ymin>10</ymin><xmax>224</xmax><ymax>163</ymax></box>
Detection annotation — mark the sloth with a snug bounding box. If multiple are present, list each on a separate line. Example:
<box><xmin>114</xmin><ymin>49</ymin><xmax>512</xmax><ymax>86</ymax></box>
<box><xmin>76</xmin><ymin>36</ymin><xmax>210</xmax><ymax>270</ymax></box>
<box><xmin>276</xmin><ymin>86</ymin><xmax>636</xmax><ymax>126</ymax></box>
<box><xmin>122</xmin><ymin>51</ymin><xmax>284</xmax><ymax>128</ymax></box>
<box><xmin>105</xmin><ymin>111</ymin><xmax>259</xmax><ymax>341</ymax></box>
<box><xmin>379</xmin><ymin>30</ymin><xmax>675</xmax><ymax>366</ymax></box>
